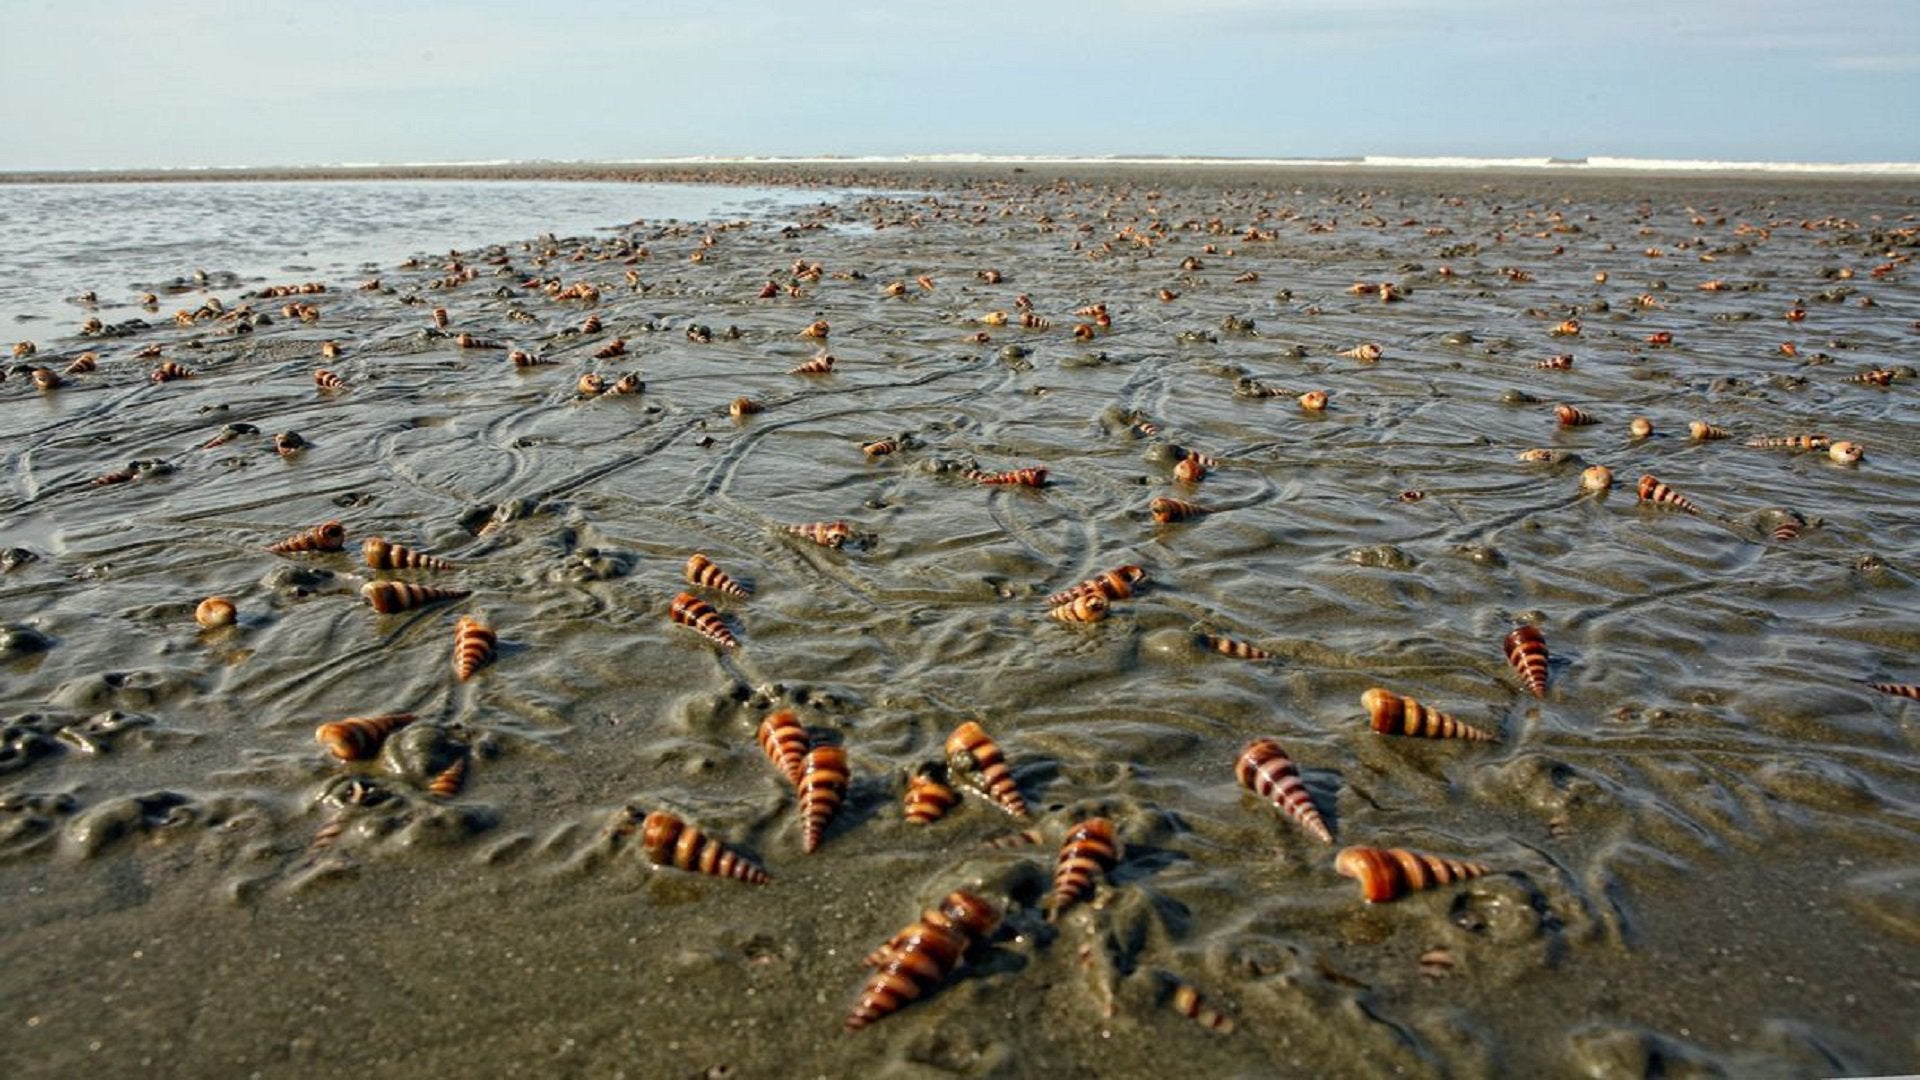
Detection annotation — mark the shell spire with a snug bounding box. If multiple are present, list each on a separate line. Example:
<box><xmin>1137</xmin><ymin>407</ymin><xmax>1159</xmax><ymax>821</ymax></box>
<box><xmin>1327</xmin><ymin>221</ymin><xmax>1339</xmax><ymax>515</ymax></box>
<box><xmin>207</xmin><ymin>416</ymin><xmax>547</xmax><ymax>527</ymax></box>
<box><xmin>362</xmin><ymin>581</ymin><xmax>472</xmax><ymax>614</ymax></box>
<box><xmin>684</xmin><ymin>552</ymin><xmax>749</xmax><ymax>598</ymax></box>
<box><xmin>846</xmin><ymin>891</ymin><xmax>1000</xmax><ymax>1032</ymax></box>
<box><xmin>1234</xmin><ymin>738</ymin><xmax>1331</xmax><ymax>844</ymax></box>
<box><xmin>1205</xmin><ymin>634</ymin><xmax>1273</xmax><ymax>660</ymax></box>
<box><xmin>1048</xmin><ymin>594</ymin><xmax>1110</xmax><ymax>623</ymax></box>
<box><xmin>903</xmin><ymin>765</ymin><xmax>960</xmax><ymax>825</ymax></box>
<box><xmin>965</xmin><ymin>467</ymin><xmax>1049</xmax><ymax>487</ymax></box>
<box><xmin>1362</xmin><ymin>687</ymin><xmax>1497</xmax><ymax>741</ymax></box>
<box><xmin>452</xmin><ymin>616</ymin><xmax>496</xmax><ymax>681</ymax></box>
<box><xmin>799</xmin><ymin>744</ymin><xmax>850</xmax><ymax>854</ymax></box>
<box><xmin>946</xmin><ymin>721</ymin><xmax>1030</xmax><ymax>820</ymax></box>
<box><xmin>364</xmin><ymin>536</ymin><xmax>454</xmax><ymax>571</ymax></box>
<box><xmin>268</xmin><ymin>520</ymin><xmax>346</xmax><ymax>554</ymax></box>
<box><xmin>642</xmin><ymin>811</ymin><xmax>771</xmax><ymax>885</ymax></box>
<box><xmin>314</xmin><ymin>712</ymin><xmax>416</xmax><ymax>761</ymax></box>
<box><xmin>1335</xmin><ymin>845</ymin><xmax>1489</xmax><ymax>903</ymax></box>
<box><xmin>756</xmin><ymin>710</ymin><xmax>808</xmax><ymax>788</ymax></box>
<box><xmin>669</xmin><ymin>591</ymin><xmax>738</xmax><ymax>649</ymax></box>
<box><xmin>1637</xmin><ymin>473</ymin><xmax>1700</xmax><ymax>513</ymax></box>
<box><xmin>1045</xmin><ymin>565</ymin><xmax>1147</xmax><ymax>607</ymax></box>
<box><xmin>1048</xmin><ymin>817</ymin><xmax>1120</xmax><ymax>920</ymax></box>
<box><xmin>782</xmin><ymin>521</ymin><xmax>853</xmax><ymax>549</ymax></box>
<box><xmin>427</xmin><ymin>755</ymin><xmax>468</xmax><ymax>798</ymax></box>
<box><xmin>1502</xmin><ymin>625</ymin><xmax>1550</xmax><ymax>698</ymax></box>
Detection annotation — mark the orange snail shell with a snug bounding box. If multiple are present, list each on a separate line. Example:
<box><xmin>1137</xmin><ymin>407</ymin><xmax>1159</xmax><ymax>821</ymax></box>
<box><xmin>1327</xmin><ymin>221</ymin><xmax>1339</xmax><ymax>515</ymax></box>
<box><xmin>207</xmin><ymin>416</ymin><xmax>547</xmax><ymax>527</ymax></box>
<box><xmin>783</xmin><ymin>521</ymin><xmax>852</xmax><ymax>548</ymax></box>
<box><xmin>1580</xmin><ymin>466</ymin><xmax>1613</xmax><ymax>493</ymax></box>
<box><xmin>862</xmin><ymin>438</ymin><xmax>898</xmax><ymax>457</ymax></box>
<box><xmin>1868</xmin><ymin>682</ymin><xmax>1920</xmax><ymax>700</ymax></box>
<box><xmin>268</xmin><ymin>520</ymin><xmax>346</xmax><ymax>554</ymax></box>
<box><xmin>1174</xmin><ymin>456</ymin><xmax>1208</xmax><ymax>483</ymax></box>
<box><xmin>799</xmin><ymin>744</ymin><xmax>850</xmax><ymax>854</ymax></box>
<box><xmin>729</xmin><ymin>397</ymin><xmax>762</xmax><ymax>418</ymax></box>
<box><xmin>313</xmin><ymin>369</ymin><xmax>347</xmax><ymax>390</ymax></box>
<box><xmin>1689</xmin><ymin>421</ymin><xmax>1731</xmax><ymax>441</ymax></box>
<box><xmin>1502</xmin><ymin>625</ymin><xmax>1550</xmax><ymax>698</ymax></box>
<box><xmin>314</xmin><ymin>712</ymin><xmax>416</xmax><ymax>761</ymax></box>
<box><xmin>1335</xmin><ymin>845</ymin><xmax>1490</xmax><ymax>903</ymax></box>
<box><xmin>1048</xmin><ymin>817</ymin><xmax>1119</xmax><ymax>920</ymax></box>
<box><xmin>361</xmin><ymin>580</ymin><xmax>472</xmax><ymax>614</ymax></box>
<box><xmin>669</xmin><ymin>591</ymin><xmax>738</xmax><ymax>649</ymax></box>
<box><xmin>757</xmin><ymin>710</ymin><xmax>808</xmax><ymax>788</ymax></box>
<box><xmin>195</xmin><ymin>596</ymin><xmax>237</xmax><ymax>629</ymax></box>
<box><xmin>1150</xmin><ymin>497</ymin><xmax>1206</xmax><ymax>524</ymax></box>
<box><xmin>1637</xmin><ymin>473</ymin><xmax>1700</xmax><ymax>513</ymax></box>
<box><xmin>452</xmin><ymin>616</ymin><xmax>496</xmax><ymax>681</ymax></box>
<box><xmin>903</xmin><ymin>768</ymin><xmax>960</xmax><ymax>825</ymax></box>
<box><xmin>1298</xmin><ymin>390</ymin><xmax>1329</xmax><ymax>411</ymax></box>
<box><xmin>1205</xmin><ymin>634</ymin><xmax>1272</xmax><ymax>660</ymax></box>
<box><xmin>1745</xmin><ymin>434</ymin><xmax>1829</xmax><ymax>451</ymax></box>
<box><xmin>427</xmin><ymin>755</ymin><xmax>468</xmax><ymax>798</ymax></box>
<box><xmin>967</xmin><ymin>467</ymin><xmax>1048</xmax><ymax>487</ymax></box>
<box><xmin>846</xmin><ymin>891</ymin><xmax>1000</xmax><ymax>1032</ymax></box>
<box><xmin>1164</xmin><ymin>976</ymin><xmax>1236</xmax><ymax>1034</ymax></box>
<box><xmin>1049</xmin><ymin>593</ymin><xmax>1110</xmax><ymax>623</ymax></box>
<box><xmin>641</xmin><ymin>811</ymin><xmax>770</xmax><ymax>885</ymax></box>
<box><xmin>946</xmin><ymin>721</ymin><xmax>1030</xmax><ymax>820</ymax></box>
<box><xmin>363</xmin><ymin>536</ymin><xmax>453</xmax><ymax>571</ymax></box>
<box><xmin>1828</xmin><ymin>441</ymin><xmax>1864</xmax><ymax>465</ymax></box>
<box><xmin>1555</xmin><ymin>404</ymin><xmax>1600</xmax><ymax>426</ymax></box>
<box><xmin>1629</xmin><ymin>417</ymin><xmax>1654</xmax><ymax>439</ymax></box>
<box><xmin>685</xmin><ymin>552</ymin><xmax>749</xmax><ymax>598</ymax></box>
<box><xmin>1045</xmin><ymin>565</ymin><xmax>1147</xmax><ymax>607</ymax></box>
<box><xmin>1362</xmin><ymin>687</ymin><xmax>1497</xmax><ymax>741</ymax></box>
<box><xmin>1234</xmin><ymin>738</ymin><xmax>1331</xmax><ymax>844</ymax></box>
<box><xmin>789</xmin><ymin>353</ymin><xmax>835</xmax><ymax>374</ymax></box>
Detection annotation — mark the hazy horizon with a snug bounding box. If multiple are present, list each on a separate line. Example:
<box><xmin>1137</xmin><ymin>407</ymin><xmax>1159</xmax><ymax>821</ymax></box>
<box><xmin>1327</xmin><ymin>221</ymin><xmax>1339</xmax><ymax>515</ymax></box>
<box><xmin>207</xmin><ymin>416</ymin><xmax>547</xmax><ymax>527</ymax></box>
<box><xmin>4</xmin><ymin>0</ymin><xmax>1918</xmax><ymax>172</ymax></box>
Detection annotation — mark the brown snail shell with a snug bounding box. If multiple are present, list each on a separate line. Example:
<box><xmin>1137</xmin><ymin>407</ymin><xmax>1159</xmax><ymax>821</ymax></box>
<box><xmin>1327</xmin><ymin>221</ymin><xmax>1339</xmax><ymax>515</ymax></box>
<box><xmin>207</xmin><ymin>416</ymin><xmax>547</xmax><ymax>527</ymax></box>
<box><xmin>846</xmin><ymin>891</ymin><xmax>999</xmax><ymax>1032</ymax></box>
<box><xmin>685</xmin><ymin>552</ymin><xmax>748</xmax><ymax>598</ymax></box>
<box><xmin>641</xmin><ymin>810</ymin><xmax>770</xmax><ymax>884</ymax></box>
<box><xmin>1046</xmin><ymin>565</ymin><xmax>1147</xmax><ymax>607</ymax></box>
<box><xmin>1637</xmin><ymin>473</ymin><xmax>1700</xmax><ymax>513</ymax></box>
<box><xmin>452</xmin><ymin>616</ymin><xmax>496</xmax><ymax>681</ymax></box>
<box><xmin>1335</xmin><ymin>845</ymin><xmax>1490</xmax><ymax>902</ymax></box>
<box><xmin>194</xmin><ymin>596</ymin><xmax>237</xmax><ymax>629</ymax></box>
<box><xmin>268</xmin><ymin>520</ymin><xmax>346</xmax><ymax>554</ymax></box>
<box><xmin>1502</xmin><ymin>625</ymin><xmax>1550</xmax><ymax>698</ymax></box>
<box><xmin>903</xmin><ymin>766</ymin><xmax>960</xmax><ymax>825</ymax></box>
<box><xmin>799</xmin><ymin>744</ymin><xmax>849</xmax><ymax>853</ymax></box>
<box><xmin>1362</xmin><ymin>687</ymin><xmax>1497</xmax><ymax>741</ymax></box>
<box><xmin>1048</xmin><ymin>593</ymin><xmax>1110</xmax><ymax>623</ymax></box>
<box><xmin>946</xmin><ymin>721</ymin><xmax>1029</xmax><ymax>820</ymax></box>
<box><xmin>756</xmin><ymin>710</ymin><xmax>808</xmax><ymax>788</ymax></box>
<box><xmin>1234</xmin><ymin>738</ymin><xmax>1331</xmax><ymax>843</ymax></box>
<box><xmin>361</xmin><ymin>580</ymin><xmax>471</xmax><ymax>614</ymax></box>
<box><xmin>314</xmin><ymin>712</ymin><xmax>416</xmax><ymax>761</ymax></box>
<box><xmin>363</xmin><ymin>537</ymin><xmax>453</xmax><ymax>571</ymax></box>
<box><xmin>1048</xmin><ymin>817</ymin><xmax>1119</xmax><ymax>920</ymax></box>
<box><xmin>669</xmin><ymin>591</ymin><xmax>737</xmax><ymax>649</ymax></box>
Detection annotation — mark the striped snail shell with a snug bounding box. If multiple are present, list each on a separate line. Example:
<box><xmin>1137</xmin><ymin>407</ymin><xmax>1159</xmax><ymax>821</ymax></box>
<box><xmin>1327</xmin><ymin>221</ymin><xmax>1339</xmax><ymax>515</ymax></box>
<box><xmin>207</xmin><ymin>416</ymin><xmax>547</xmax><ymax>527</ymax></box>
<box><xmin>729</xmin><ymin>396</ymin><xmax>761</xmax><ymax>418</ymax></box>
<box><xmin>452</xmin><ymin>616</ymin><xmax>496</xmax><ymax>681</ymax></box>
<box><xmin>1020</xmin><ymin>312</ymin><xmax>1051</xmax><ymax>330</ymax></box>
<box><xmin>576</xmin><ymin>372</ymin><xmax>607</xmax><ymax>397</ymax></box>
<box><xmin>1335</xmin><ymin>845</ymin><xmax>1490</xmax><ymax>903</ymax></box>
<box><xmin>1234</xmin><ymin>738</ymin><xmax>1331</xmax><ymax>844</ymax></box>
<box><xmin>1555</xmin><ymin>404</ymin><xmax>1600</xmax><ymax>426</ymax></box>
<box><xmin>361</xmin><ymin>580</ymin><xmax>472</xmax><ymax>614</ymax></box>
<box><xmin>66</xmin><ymin>352</ymin><xmax>98</xmax><ymax>374</ymax></box>
<box><xmin>268</xmin><ymin>520</ymin><xmax>346</xmax><ymax>554</ymax></box>
<box><xmin>1580</xmin><ymin>465</ymin><xmax>1613</xmax><ymax>493</ymax></box>
<box><xmin>313</xmin><ymin>368</ymin><xmax>347</xmax><ymax>390</ymax></box>
<box><xmin>1688</xmin><ymin>420</ymin><xmax>1731</xmax><ymax>441</ymax></box>
<box><xmin>980</xmin><ymin>310</ymin><xmax>1009</xmax><ymax>326</ymax></box>
<box><xmin>903</xmin><ymin>765</ymin><xmax>960</xmax><ymax>825</ymax></box>
<box><xmin>1205</xmin><ymin>634</ymin><xmax>1273</xmax><ymax>660</ymax></box>
<box><xmin>946</xmin><ymin>721</ymin><xmax>1029</xmax><ymax>820</ymax></box>
<box><xmin>608</xmin><ymin>373</ymin><xmax>643</xmax><ymax>395</ymax></box>
<box><xmin>1162</xmin><ymin>975</ymin><xmax>1236</xmax><ymax>1034</ymax></box>
<box><xmin>431</xmin><ymin>307</ymin><xmax>450</xmax><ymax>328</ymax></box>
<box><xmin>1868</xmin><ymin>682</ymin><xmax>1920</xmax><ymax>700</ymax></box>
<box><xmin>756</xmin><ymin>710</ymin><xmax>808</xmax><ymax>788</ymax></box>
<box><xmin>195</xmin><ymin>596</ymin><xmax>237</xmax><ymax>629</ymax></box>
<box><xmin>861</xmin><ymin>438</ymin><xmax>898</xmax><ymax>457</ymax></box>
<box><xmin>150</xmin><ymin>361</ymin><xmax>192</xmax><ymax>383</ymax></box>
<box><xmin>846</xmin><ymin>891</ymin><xmax>1000</xmax><ymax>1032</ymax></box>
<box><xmin>1846</xmin><ymin>369</ymin><xmax>1894</xmax><ymax>386</ymax></box>
<box><xmin>509</xmin><ymin>350</ymin><xmax>551</xmax><ymax>367</ymax></box>
<box><xmin>1770</xmin><ymin>518</ymin><xmax>1803</xmax><ymax>543</ymax></box>
<box><xmin>1828</xmin><ymin>441</ymin><xmax>1864</xmax><ymax>465</ymax></box>
<box><xmin>1534</xmin><ymin>354</ymin><xmax>1574</xmax><ymax>370</ymax></box>
<box><xmin>314</xmin><ymin>712</ymin><xmax>416</xmax><ymax>761</ymax></box>
<box><xmin>1362</xmin><ymin>687</ymin><xmax>1497</xmax><ymax>741</ymax></box>
<box><xmin>1637</xmin><ymin>473</ymin><xmax>1700</xmax><ymax>513</ymax></box>
<box><xmin>1745</xmin><ymin>434</ymin><xmax>1829</xmax><ymax>451</ymax></box>
<box><xmin>1048</xmin><ymin>817</ymin><xmax>1119</xmax><ymax>920</ymax></box>
<box><xmin>684</xmin><ymin>552</ymin><xmax>749</xmax><ymax>598</ymax></box>
<box><xmin>1045</xmin><ymin>565</ymin><xmax>1147</xmax><ymax>607</ymax></box>
<box><xmin>427</xmin><ymin>754</ymin><xmax>469</xmax><ymax>799</ymax></box>
<box><xmin>1049</xmin><ymin>593</ymin><xmax>1110</xmax><ymax>623</ymax></box>
<box><xmin>592</xmin><ymin>338</ymin><xmax>626</xmax><ymax>359</ymax></box>
<box><xmin>31</xmin><ymin>367</ymin><xmax>62</xmax><ymax>391</ymax></box>
<box><xmin>1150</xmin><ymin>497</ymin><xmax>1207</xmax><ymax>524</ymax></box>
<box><xmin>799</xmin><ymin>744</ymin><xmax>850</xmax><ymax>854</ymax></box>
<box><xmin>1073</xmin><ymin>323</ymin><xmax>1096</xmax><ymax>341</ymax></box>
<box><xmin>801</xmin><ymin>319</ymin><xmax>830</xmax><ymax>339</ymax></box>
<box><xmin>1174</xmin><ymin>455</ymin><xmax>1208</xmax><ymax>484</ymax></box>
<box><xmin>1502</xmin><ymin>625</ymin><xmax>1550</xmax><ymax>698</ymax></box>
<box><xmin>965</xmin><ymin>467</ymin><xmax>1048</xmax><ymax>487</ymax></box>
<box><xmin>668</xmin><ymin>591</ymin><xmax>738</xmax><ymax>649</ymax></box>
<box><xmin>641</xmin><ymin>810</ymin><xmax>770</xmax><ymax>885</ymax></box>
<box><xmin>363</xmin><ymin>536</ymin><xmax>453</xmax><ymax>571</ymax></box>
<box><xmin>782</xmin><ymin>521</ymin><xmax>851</xmax><ymax>548</ymax></box>
<box><xmin>789</xmin><ymin>352</ymin><xmax>835</xmax><ymax>375</ymax></box>
<box><xmin>318</xmin><ymin>341</ymin><xmax>342</xmax><ymax>360</ymax></box>
<box><xmin>1340</xmin><ymin>342</ymin><xmax>1383</xmax><ymax>362</ymax></box>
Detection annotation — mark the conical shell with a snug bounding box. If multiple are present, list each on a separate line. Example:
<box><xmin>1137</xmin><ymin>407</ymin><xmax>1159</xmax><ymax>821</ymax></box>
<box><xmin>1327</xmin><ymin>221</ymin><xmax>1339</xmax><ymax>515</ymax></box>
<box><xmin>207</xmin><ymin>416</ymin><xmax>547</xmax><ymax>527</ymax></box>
<box><xmin>799</xmin><ymin>744</ymin><xmax>849</xmax><ymax>854</ymax></box>
<box><xmin>1234</xmin><ymin>738</ymin><xmax>1331</xmax><ymax>843</ymax></box>
<box><xmin>315</xmin><ymin>712</ymin><xmax>416</xmax><ymax>761</ymax></box>
<box><xmin>641</xmin><ymin>810</ymin><xmax>770</xmax><ymax>885</ymax></box>
<box><xmin>1048</xmin><ymin>817</ymin><xmax>1119</xmax><ymax>920</ymax></box>
<box><xmin>1503</xmin><ymin>625</ymin><xmax>1550</xmax><ymax>698</ymax></box>
<box><xmin>364</xmin><ymin>536</ymin><xmax>454</xmax><ymax>571</ymax></box>
<box><xmin>1046</xmin><ymin>565</ymin><xmax>1147</xmax><ymax>607</ymax></box>
<box><xmin>1150</xmin><ymin>497</ymin><xmax>1206</xmax><ymax>523</ymax></box>
<box><xmin>1335</xmin><ymin>845</ymin><xmax>1490</xmax><ymax>903</ymax></box>
<box><xmin>903</xmin><ymin>767</ymin><xmax>960</xmax><ymax>825</ymax></box>
<box><xmin>362</xmin><ymin>580</ymin><xmax>472</xmax><ymax>614</ymax></box>
<box><xmin>452</xmin><ymin>616</ymin><xmax>496</xmax><ymax>681</ymax></box>
<box><xmin>1362</xmin><ymin>687</ymin><xmax>1497</xmax><ymax>741</ymax></box>
<box><xmin>1869</xmin><ymin>682</ymin><xmax>1919</xmax><ymax>700</ymax></box>
<box><xmin>966</xmin><ymin>467</ymin><xmax>1048</xmax><ymax>487</ymax></box>
<box><xmin>1637</xmin><ymin>473</ymin><xmax>1700</xmax><ymax>513</ymax></box>
<box><xmin>1049</xmin><ymin>594</ymin><xmax>1110</xmax><ymax>623</ymax></box>
<box><xmin>783</xmin><ymin>521</ymin><xmax>851</xmax><ymax>548</ymax></box>
<box><xmin>1205</xmin><ymin>634</ymin><xmax>1272</xmax><ymax>660</ymax></box>
<box><xmin>269</xmin><ymin>520</ymin><xmax>346</xmax><ymax>554</ymax></box>
<box><xmin>669</xmin><ymin>591</ymin><xmax>737</xmax><ymax>649</ymax></box>
<box><xmin>685</xmin><ymin>552</ymin><xmax>749</xmax><ymax>598</ymax></box>
<box><xmin>1555</xmin><ymin>404</ymin><xmax>1599</xmax><ymax>426</ymax></box>
<box><xmin>427</xmin><ymin>755</ymin><xmax>468</xmax><ymax>798</ymax></box>
<box><xmin>1163</xmin><ymin>975</ymin><xmax>1236</xmax><ymax>1034</ymax></box>
<box><xmin>757</xmin><ymin>710</ymin><xmax>808</xmax><ymax>787</ymax></box>
<box><xmin>846</xmin><ymin>891</ymin><xmax>999</xmax><ymax>1032</ymax></box>
<box><xmin>946</xmin><ymin>721</ymin><xmax>1029</xmax><ymax>820</ymax></box>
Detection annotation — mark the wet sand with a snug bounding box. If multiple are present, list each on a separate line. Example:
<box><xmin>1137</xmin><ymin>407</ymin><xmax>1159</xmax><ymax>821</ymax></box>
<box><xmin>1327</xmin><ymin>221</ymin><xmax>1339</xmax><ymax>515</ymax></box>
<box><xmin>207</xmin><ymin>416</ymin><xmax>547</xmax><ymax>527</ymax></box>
<box><xmin>2</xmin><ymin>163</ymin><xmax>1918</xmax><ymax>1078</ymax></box>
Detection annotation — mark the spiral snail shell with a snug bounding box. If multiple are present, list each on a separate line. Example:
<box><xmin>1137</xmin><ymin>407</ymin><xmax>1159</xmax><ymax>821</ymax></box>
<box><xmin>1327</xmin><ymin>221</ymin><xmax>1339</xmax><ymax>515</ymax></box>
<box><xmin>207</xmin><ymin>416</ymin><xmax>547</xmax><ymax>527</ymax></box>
<box><xmin>641</xmin><ymin>810</ymin><xmax>770</xmax><ymax>885</ymax></box>
<box><xmin>782</xmin><ymin>521</ymin><xmax>852</xmax><ymax>548</ymax></box>
<box><xmin>1637</xmin><ymin>473</ymin><xmax>1700</xmax><ymax>513</ymax></box>
<box><xmin>1534</xmin><ymin>354</ymin><xmax>1574</xmax><ymax>370</ymax></box>
<box><xmin>669</xmin><ymin>591</ymin><xmax>738</xmax><ymax>649</ymax></box>
<box><xmin>313</xmin><ymin>369</ymin><xmax>347</xmax><ymax>390</ymax></box>
<box><xmin>1689</xmin><ymin>421</ymin><xmax>1731</xmax><ymax>441</ymax></box>
<box><xmin>801</xmin><ymin>319</ymin><xmax>830</xmax><ymax>339</ymax></box>
<box><xmin>1745</xmin><ymin>434</ymin><xmax>1830</xmax><ymax>451</ymax></box>
<box><xmin>1828</xmin><ymin>441</ymin><xmax>1864</xmax><ymax>465</ymax></box>
<box><xmin>903</xmin><ymin>766</ymin><xmax>960</xmax><ymax>825</ymax></box>
<box><xmin>592</xmin><ymin>338</ymin><xmax>626</xmax><ymax>359</ymax></box>
<box><xmin>363</xmin><ymin>537</ymin><xmax>453</xmax><ymax>571</ymax></box>
<box><xmin>729</xmin><ymin>396</ymin><xmax>762</xmax><ymax>419</ymax></box>
<box><xmin>1205</xmin><ymin>634</ymin><xmax>1273</xmax><ymax>660</ymax></box>
<box><xmin>1173</xmin><ymin>455</ymin><xmax>1208</xmax><ymax>484</ymax></box>
<box><xmin>1298</xmin><ymin>390</ymin><xmax>1329</xmax><ymax>411</ymax></box>
<box><xmin>427</xmin><ymin>755</ymin><xmax>468</xmax><ymax>798</ymax></box>
<box><xmin>799</xmin><ymin>744</ymin><xmax>850</xmax><ymax>854</ymax></box>
<box><xmin>846</xmin><ymin>891</ymin><xmax>1000</xmax><ymax>1032</ymax></box>
<box><xmin>195</xmin><ymin>596</ymin><xmax>237</xmax><ymax>629</ymax></box>
<box><xmin>268</xmin><ymin>520</ymin><xmax>346</xmax><ymax>554</ymax></box>
<box><xmin>1868</xmin><ymin>682</ymin><xmax>1919</xmax><ymax>700</ymax></box>
<box><xmin>1048</xmin><ymin>593</ymin><xmax>1110</xmax><ymax>623</ymax></box>
<box><xmin>861</xmin><ymin>438</ymin><xmax>898</xmax><ymax>457</ymax></box>
<box><xmin>1045</xmin><ymin>565</ymin><xmax>1147</xmax><ymax>608</ymax></box>
<box><xmin>1163</xmin><ymin>975</ymin><xmax>1236</xmax><ymax>1034</ymax></box>
<box><xmin>1362</xmin><ymin>687</ymin><xmax>1497</xmax><ymax>741</ymax></box>
<box><xmin>315</xmin><ymin>712</ymin><xmax>416</xmax><ymax>761</ymax></box>
<box><xmin>1502</xmin><ymin>625</ymin><xmax>1550</xmax><ymax>698</ymax></box>
<box><xmin>1550</xmin><ymin>319</ymin><xmax>1581</xmax><ymax>336</ymax></box>
<box><xmin>1234</xmin><ymin>738</ymin><xmax>1331</xmax><ymax>844</ymax></box>
<box><xmin>684</xmin><ymin>552</ymin><xmax>749</xmax><ymax>598</ymax></box>
<box><xmin>965</xmin><ymin>467</ymin><xmax>1048</xmax><ymax>487</ymax></box>
<box><xmin>452</xmin><ymin>616</ymin><xmax>496</xmax><ymax>681</ymax></box>
<box><xmin>149</xmin><ymin>361</ymin><xmax>192</xmax><ymax>383</ymax></box>
<box><xmin>946</xmin><ymin>721</ymin><xmax>1029</xmax><ymax>820</ymax></box>
<box><xmin>1555</xmin><ymin>404</ymin><xmax>1600</xmax><ymax>427</ymax></box>
<box><xmin>431</xmin><ymin>307</ymin><xmax>450</xmax><ymax>329</ymax></box>
<box><xmin>1048</xmin><ymin>817</ymin><xmax>1119</xmax><ymax>920</ymax></box>
<box><xmin>361</xmin><ymin>580</ymin><xmax>472</xmax><ymax>614</ymax></box>
<box><xmin>610</xmin><ymin>373</ymin><xmax>644</xmax><ymax>395</ymax></box>
<box><xmin>576</xmin><ymin>372</ymin><xmax>607</xmax><ymax>397</ymax></box>
<box><xmin>31</xmin><ymin>367</ymin><xmax>62</xmax><ymax>391</ymax></box>
<box><xmin>1335</xmin><ymin>845</ymin><xmax>1490</xmax><ymax>903</ymax></box>
<box><xmin>1340</xmin><ymin>343</ymin><xmax>1383</xmax><ymax>362</ymax></box>
<box><xmin>1150</xmin><ymin>497</ymin><xmax>1207</xmax><ymax>524</ymax></box>
<box><xmin>789</xmin><ymin>352</ymin><xmax>835</xmax><ymax>375</ymax></box>
<box><xmin>757</xmin><ymin>710</ymin><xmax>808</xmax><ymax>788</ymax></box>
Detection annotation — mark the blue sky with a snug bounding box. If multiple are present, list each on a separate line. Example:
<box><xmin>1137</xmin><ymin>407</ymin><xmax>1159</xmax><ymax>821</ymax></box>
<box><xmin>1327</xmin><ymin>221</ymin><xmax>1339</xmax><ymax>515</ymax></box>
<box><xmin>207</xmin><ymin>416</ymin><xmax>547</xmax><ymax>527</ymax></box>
<box><xmin>3</xmin><ymin>0</ymin><xmax>1916</xmax><ymax>169</ymax></box>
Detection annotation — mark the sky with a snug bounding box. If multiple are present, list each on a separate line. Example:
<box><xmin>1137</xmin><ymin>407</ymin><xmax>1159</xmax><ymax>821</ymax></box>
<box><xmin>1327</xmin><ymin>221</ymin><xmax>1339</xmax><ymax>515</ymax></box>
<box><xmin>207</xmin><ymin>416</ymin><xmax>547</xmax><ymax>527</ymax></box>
<box><xmin>3</xmin><ymin>0</ymin><xmax>1917</xmax><ymax>170</ymax></box>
